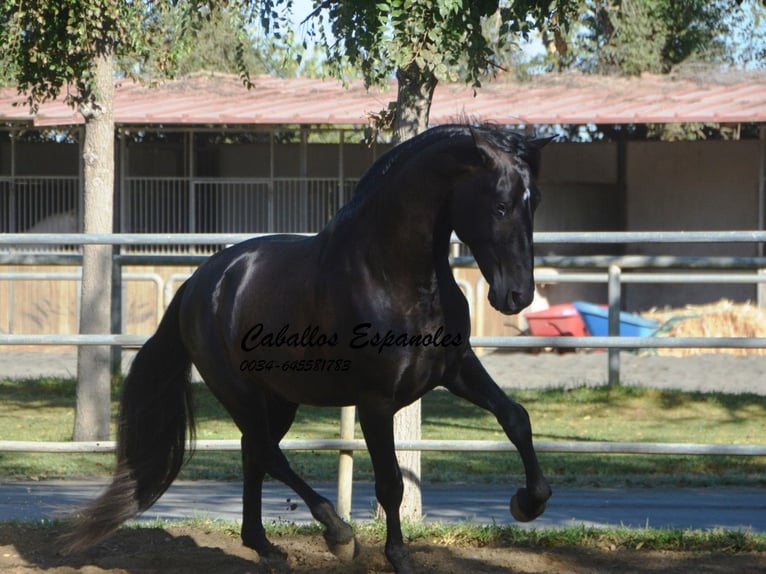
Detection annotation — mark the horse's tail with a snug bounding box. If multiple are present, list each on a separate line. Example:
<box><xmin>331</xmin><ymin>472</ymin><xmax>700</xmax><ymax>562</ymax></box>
<box><xmin>62</xmin><ymin>282</ymin><xmax>196</xmax><ymax>553</ymax></box>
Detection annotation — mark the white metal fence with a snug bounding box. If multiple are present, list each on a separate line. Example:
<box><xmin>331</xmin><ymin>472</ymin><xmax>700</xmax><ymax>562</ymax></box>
<box><xmin>1</xmin><ymin>177</ymin><xmax>359</xmax><ymax>252</ymax></box>
<box><xmin>0</xmin><ymin>176</ymin><xmax>80</xmax><ymax>237</ymax></box>
<box><xmin>2</xmin><ymin>231</ymin><xmax>766</xmax><ymax>460</ymax></box>
<box><xmin>120</xmin><ymin>178</ymin><xmax>358</xmax><ymax>251</ymax></box>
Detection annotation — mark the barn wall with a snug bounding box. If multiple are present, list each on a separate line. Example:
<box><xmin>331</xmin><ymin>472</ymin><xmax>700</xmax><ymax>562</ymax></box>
<box><xmin>2</xmin><ymin>135</ymin><xmax>764</xmax><ymax>344</ymax></box>
<box><xmin>623</xmin><ymin>139</ymin><xmax>761</xmax><ymax>310</ymax></box>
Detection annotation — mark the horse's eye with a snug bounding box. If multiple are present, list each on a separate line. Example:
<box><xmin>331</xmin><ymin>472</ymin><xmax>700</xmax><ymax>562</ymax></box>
<box><xmin>493</xmin><ymin>202</ymin><xmax>508</xmax><ymax>217</ymax></box>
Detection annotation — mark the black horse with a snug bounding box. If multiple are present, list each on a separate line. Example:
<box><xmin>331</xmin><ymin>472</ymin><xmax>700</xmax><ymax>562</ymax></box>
<box><xmin>64</xmin><ymin>124</ymin><xmax>552</xmax><ymax>574</ymax></box>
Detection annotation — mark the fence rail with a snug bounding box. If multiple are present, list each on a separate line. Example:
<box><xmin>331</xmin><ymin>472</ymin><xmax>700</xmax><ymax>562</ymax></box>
<box><xmin>4</xmin><ymin>230</ymin><xmax>766</xmax><ymax>245</ymax></box>
<box><xmin>1</xmin><ymin>234</ymin><xmax>765</xmax><ymax>468</ymax></box>
<box><xmin>2</xmin><ymin>439</ymin><xmax>764</xmax><ymax>456</ymax></box>
<box><xmin>2</xmin><ymin>333</ymin><xmax>766</xmax><ymax>350</ymax></box>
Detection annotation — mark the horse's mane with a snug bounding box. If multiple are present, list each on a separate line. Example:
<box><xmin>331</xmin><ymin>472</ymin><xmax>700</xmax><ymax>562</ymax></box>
<box><xmin>361</xmin><ymin>124</ymin><xmax>541</xmax><ymax>192</ymax></box>
<box><xmin>332</xmin><ymin>124</ymin><xmax>541</xmax><ymax>224</ymax></box>
<box><xmin>353</xmin><ymin>125</ymin><xmax>468</xmax><ymax>199</ymax></box>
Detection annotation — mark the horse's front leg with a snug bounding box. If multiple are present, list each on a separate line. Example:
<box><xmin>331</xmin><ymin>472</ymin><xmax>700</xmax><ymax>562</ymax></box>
<box><xmin>444</xmin><ymin>350</ymin><xmax>551</xmax><ymax>522</ymax></box>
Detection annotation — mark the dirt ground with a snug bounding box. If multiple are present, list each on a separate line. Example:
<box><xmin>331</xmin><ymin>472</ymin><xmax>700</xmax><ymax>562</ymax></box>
<box><xmin>1</xmin><ymin>524</ymin><xmax>764</xmax><ymax>574</ymax></box>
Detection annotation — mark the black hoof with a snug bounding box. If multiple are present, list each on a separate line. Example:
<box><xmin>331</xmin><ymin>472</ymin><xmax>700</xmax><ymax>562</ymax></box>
<box><xmin>510</xmin><ymin>488</ymin><xmax>549</xmax><ymax>523</ymax></box>
<box><xmin>386</xmin><ymin>541</ymin><xmax>414</xmax><ymax>574</ymax></box>
<box><xmin>242</xmin><ymin>532</ymin><xmax>288</xmax><ymax>560</ymax></box>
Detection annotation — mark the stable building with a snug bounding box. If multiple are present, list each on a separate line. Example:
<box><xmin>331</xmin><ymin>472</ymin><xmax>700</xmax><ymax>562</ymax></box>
<box><xmin>1</xmin><ymin>72</ymin><xmax>766</xmax><ymax>341</ymax></box>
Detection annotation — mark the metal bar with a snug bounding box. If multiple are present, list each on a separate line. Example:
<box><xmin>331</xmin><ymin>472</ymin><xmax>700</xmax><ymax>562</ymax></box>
<box><xmin>4</xmin><ymin>230</ymin><xmax>766</xmax><ymax>246</ymax></box>
<box><xmin>607</xmin><ymin>265</ymin><xmax>621</xmax><ymax>387</ymax></box>
<box><xmin>0</xmin><ymin>334</ymin><xmax>148</xmax><ymax>346</ymax></box>
<box><xmin>2</xmin><ymin>334</ymin><xmax>765</xmax><ymax>350</ymax></box>
<box><xmin>535</xmin><ymin>271</ymin><xmax>766</xmax><ymax>284</ymax></box>
<box><xmin>759</xmin><ymin>125</ymin><xmax>766</xmax><ymax>305</ymax></box>
<box><xmin>453</xmin><ymin>254</ymin><xmax>766</xmax><ymax>270</ymax></box>
<box><xmin>1</xmin><ymin>439</ymin><xmax>764</xmax><ymax>456</ymax></box>
<box><xmin>470</xmin><ymin>336</ymin><xmax>766</xmax><ymax>349</ymax></box>
<box><xmin>532</xmin><ymin>231</ymin><xmax>766</xmax><ymax>243</ymax></box>
<box><xmin>2</xmin><ymin>253</ymin><xmax>756</xmax><ymax>271</ymax></box>
<box><xmin>0</xmin><ymin>233</ymin><xmax>311</xmax><ymax>245</ymax></box>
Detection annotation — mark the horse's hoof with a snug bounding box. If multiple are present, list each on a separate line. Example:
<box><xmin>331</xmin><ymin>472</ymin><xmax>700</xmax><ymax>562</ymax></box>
<box><xmin>243</xmin><ymin>536</ymin><xmax>288</xmax><ymax>560</ymax></box>
<box><xmin>510</xmin><ymin>489</ymin><xmax>547</xmax><ymax>523</ymax></box>
<box><xmin>327</xmin><ymin>536</ymin><xmax>360</xmax><ymax>562</ymax></box>
<box><xmin>386</xmin><ymin>542</ymin><xmax>414</xmax><ymax>574</ymax></box>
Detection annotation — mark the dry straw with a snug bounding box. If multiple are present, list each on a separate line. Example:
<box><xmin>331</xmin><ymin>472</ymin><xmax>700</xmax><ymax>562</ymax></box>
<box><xmin>642</xmin><ymin>299</ymin><xmax>766</xmax><ymax>356</ymax></box>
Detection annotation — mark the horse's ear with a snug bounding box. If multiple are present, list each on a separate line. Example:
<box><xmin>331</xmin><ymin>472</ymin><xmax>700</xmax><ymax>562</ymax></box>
<box><xmin>528</xmin><ymin>136</ymin><xmax>556</xmax><ymax>150</ymax></box>
<box><xmin>469</xmin><ymin>128</ymin><xmax>503</xmax><ymax>165</ymax></box>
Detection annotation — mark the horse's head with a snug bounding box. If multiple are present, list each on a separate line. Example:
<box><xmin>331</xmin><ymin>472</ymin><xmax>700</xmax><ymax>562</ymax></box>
<box><xmin>449</xmin><ymin>128</ymin><xmax>552</xmax><ymax>315</ymax></box>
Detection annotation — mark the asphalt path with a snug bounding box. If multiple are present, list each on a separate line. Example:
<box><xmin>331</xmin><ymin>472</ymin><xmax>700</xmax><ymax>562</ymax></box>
<box><xmin>1</xmin><ymin>480</ymin><xmax>765</xmax><ymax>533</ymax></box>
<box><xmin>4</xmin><ymin>350</ymin><xmax>766</xmax><ymax>394</ymax></box>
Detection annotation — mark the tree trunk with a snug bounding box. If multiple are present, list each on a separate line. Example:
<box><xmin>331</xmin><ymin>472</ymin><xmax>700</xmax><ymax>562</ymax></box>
<box><xmin>382</xmin><ymin>62</ymin><xmax>437</xmax><ymax>522</ymax></box>
<box><xmin>73</xmin><ymin>53</ymin><xmax>115</xmax><ymax>441</ymax></box>
<box><xmin>392</xmin><ymin>63</ymin><xmax>437</xmax><ymax>143</ymax></box>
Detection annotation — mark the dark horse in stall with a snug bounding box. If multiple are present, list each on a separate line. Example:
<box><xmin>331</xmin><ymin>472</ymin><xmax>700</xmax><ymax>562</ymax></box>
<box><xmin>63</xmin><ymin>124</ymin><xmax>553</xmax><ymax>573</ymax></box>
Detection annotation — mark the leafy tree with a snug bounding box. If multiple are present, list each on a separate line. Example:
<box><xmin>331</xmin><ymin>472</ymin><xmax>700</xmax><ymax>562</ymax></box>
<box><xmin>537</xmin><ymin>0</ymin><xmax>730</xmax><ymax>75</ymax></box>
<box><xmin>720</xmin><ymin>0</ymin><xmax>766</xmax><ymax>70</ymax></box>
<box><xmin>1</xmin><ymin>0</ymin><xmax>145</xmax><ymax>441</ymax></box>
<box><xmin>0</xmin><ymin>0</ymin><xmax>257</xmax><ymax>441</ymax></box>
<box><xmin>300</xmin><ymin>0</ymin><xmax>576</xmax><ymax>140</ymax></box>
<box><xmin>156</xmin><ymin>3</ymin><xmax>326</xmax><ymax>79</ymax></box>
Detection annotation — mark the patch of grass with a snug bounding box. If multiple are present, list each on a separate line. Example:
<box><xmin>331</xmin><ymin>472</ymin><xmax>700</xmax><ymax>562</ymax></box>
<box><xmin>1</xmin><ymin>378</ymin><xmax>765</xmax><ymax>486</ymax></box>
<box><xmin>414</xmin><ymin>523</ymin><xmax>766</xmax><ymax>553</ymax></box>
<box><xmin>7</xmin><ymin>517</ymin><xmax>766</xmax><ymax>553</ymax></box>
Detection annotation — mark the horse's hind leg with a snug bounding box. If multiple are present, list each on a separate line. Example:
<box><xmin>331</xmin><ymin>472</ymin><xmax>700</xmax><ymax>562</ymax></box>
<box><xmin>445</xmin><ymin>351</ymin><xmax>551</xmax><ymax>522</ymax></box>
<box><xmin>239</xmin><ymin>395</ymin><xmax>295</xmax><ymax>558</ymax></box>
<box><xmin>240</xmin><ymin>394</ymin><xmax>357</xmax><ymax>561</ymax></box>
<box><xmin>357</xmin><ymin>404</ymin><xmax>414</xmax><ymax>574</ymax></box>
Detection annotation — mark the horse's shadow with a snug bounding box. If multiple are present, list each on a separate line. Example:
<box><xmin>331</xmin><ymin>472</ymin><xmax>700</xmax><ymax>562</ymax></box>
<box><xmin>5</xmin><ymin>524</ymin><xmax>265</xmax><ymax>573</ymax></box>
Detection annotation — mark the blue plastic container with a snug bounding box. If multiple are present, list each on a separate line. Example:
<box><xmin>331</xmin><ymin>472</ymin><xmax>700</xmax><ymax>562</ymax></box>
<box><xmin>572</xmin><ymin>301</ymin><xmax>659</xmax><ymax>337</ymax></box>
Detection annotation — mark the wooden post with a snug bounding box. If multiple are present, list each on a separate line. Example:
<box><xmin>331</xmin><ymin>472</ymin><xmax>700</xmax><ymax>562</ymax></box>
<box><xmin>336</xmin><ymin>405</ymin><xmax>356</xmax><ymax>521</ymax></box>
<box><xmin>393</xmin><ymin>401</ymin><xmax>422</xmax><ymax>519</ymax></box>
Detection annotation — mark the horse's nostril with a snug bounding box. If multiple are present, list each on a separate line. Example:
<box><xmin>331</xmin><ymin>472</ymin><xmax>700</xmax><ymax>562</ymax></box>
<box><xmin>511</xmin><ymin>291</ymin><xmax>526</xmax><ymax>307</ymax></box>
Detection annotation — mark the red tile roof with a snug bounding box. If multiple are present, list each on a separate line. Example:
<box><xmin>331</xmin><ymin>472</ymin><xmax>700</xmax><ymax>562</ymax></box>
<box><xmin>1</xmin><ymin>72</ymin><xmax>765</xmax><ymax>127</ymax></box>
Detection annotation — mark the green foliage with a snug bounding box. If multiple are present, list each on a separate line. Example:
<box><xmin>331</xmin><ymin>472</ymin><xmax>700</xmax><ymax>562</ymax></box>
<box><xmin>299</xmin><ymin>1</ymin><xmax>577</xmax><ymax>89</ymax></box>
<box><xmin>167</xmin><ymin>4</ymin><xmax>325</xmax><ymax>79</ymax></box>
<box><xmin>539</xmin><ymin>0</ymin><xmax>731</xmax><ymax>75</ymax></box>
<box><xmin>0</xmin><ymin>1</ymin><xmax>287</xmax><ymax>110</ymax></box>
<box><xmin>0</xmin><ymin>0</ymin><xmax>128</xmax><ymax>108</ymax></box>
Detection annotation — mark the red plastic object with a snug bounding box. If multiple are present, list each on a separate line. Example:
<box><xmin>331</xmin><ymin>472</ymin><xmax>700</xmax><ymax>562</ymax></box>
<box><xmin>524</xmin><ymin>303</ymin><xmax>588</xmax><ymax>337</ymax></box>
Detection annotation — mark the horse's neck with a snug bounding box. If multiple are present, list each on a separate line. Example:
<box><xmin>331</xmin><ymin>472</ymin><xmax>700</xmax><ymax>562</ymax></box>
<box><xmin>330</xmin><ymin>176</ymin><xmax>453</xmax><ymax>291</ymax></box>
<box><xmin>324</xmin><ymin>131</ymin><xmax>474</xmax><ymax>290</ymax></box>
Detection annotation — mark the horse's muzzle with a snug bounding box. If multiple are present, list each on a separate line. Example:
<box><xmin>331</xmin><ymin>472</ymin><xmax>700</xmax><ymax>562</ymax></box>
<box><xmin>488</xmin><ymin>286</ymin><xmax>532</xmax><ymax>315</ymax></box>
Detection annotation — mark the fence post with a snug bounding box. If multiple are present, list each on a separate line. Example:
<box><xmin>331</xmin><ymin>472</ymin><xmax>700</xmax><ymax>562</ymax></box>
<box><xmin>110</xmin><ymin>251</ymin><xmax>122</xmax><ymax>375</ymax></box>
<box><xmin>336</xmin><ymin>405</ymin><xmax>356</xmax><ymax>521</ymax></box>
<box><xmin>608</xmin><ymin>264</ymin><xmax>621</xmax><ymax>387</ymax></box>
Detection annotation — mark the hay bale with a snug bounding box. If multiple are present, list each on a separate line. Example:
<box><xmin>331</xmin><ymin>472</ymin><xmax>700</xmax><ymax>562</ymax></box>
<box><xmin>641</xmin><ymin>299</ymin><xmax>766</xmax><ymax>356</ymax></box>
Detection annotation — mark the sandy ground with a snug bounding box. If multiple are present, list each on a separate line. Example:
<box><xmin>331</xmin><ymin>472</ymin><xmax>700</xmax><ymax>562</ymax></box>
<box><xmin>480</xmin><ymin>350</ymin><xmax>766</xmax><ymax>395</ymax></box>
<box><xmin>1</xmin><ymin>523</ymin><xmax>765</xmax><ymax>574</ymax></box>
<box><xmin>3</xmin><ymin>349</ymin><xmax>766</xmax><ymax>395</ymax></box>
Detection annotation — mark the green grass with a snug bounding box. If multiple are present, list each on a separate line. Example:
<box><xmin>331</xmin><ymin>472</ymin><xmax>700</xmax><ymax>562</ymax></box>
<box><xmin>10</xmin><ymin>516</ymin><xmax>766</xmax><ymax>553</ymax></box>
<box><xmin>1</xmin><ymin>377</ymin><xmax>765</xmax><ymax>486</ymax></box>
